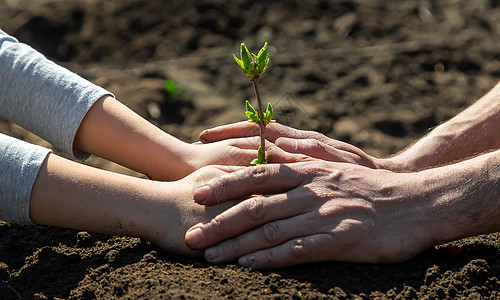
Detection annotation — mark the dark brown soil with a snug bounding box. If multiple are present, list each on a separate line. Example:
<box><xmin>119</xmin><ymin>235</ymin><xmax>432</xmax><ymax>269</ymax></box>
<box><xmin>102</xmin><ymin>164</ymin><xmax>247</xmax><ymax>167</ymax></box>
<box><xmin>2</xmin><ymin>0</ymin><xmax>500</xmax><ymax>298</ymax></box>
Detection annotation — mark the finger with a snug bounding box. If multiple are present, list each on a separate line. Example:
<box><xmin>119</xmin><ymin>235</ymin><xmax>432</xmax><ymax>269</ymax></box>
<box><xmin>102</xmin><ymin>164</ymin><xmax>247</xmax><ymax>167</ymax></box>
<box><xmin>192</xmin><ymin>162</ymin><xmax>309</xmax><ymax>205</ymax></box>
<box><xmin>186</xmin><ymin>189</ymin><xmax>306</xmax><ymax>250</ymax></box>
<box><xmin>237</xmin><ymin>234</ymin><xmax>336</xmax><ymax>268</ymax></box>
<box><xmin>203</xmin><ymin>209</ymin><xmax>316</xmax><ymax>263</ymax></box>
<box><xmin>224</xmin><ymin>136</ymin><xmax>274</xmax><ymax>150</ymax></box>
<box><xmin>266</xmin><ymin>145</ymin><xmax>314</xmax><ymax>163</ymax></box>
<box><xmin>189</xmin><ymin>165</ymin><xmax>247</xmax><ymax>189</ymax></box>
<box><xmin>199</xmin><ymin>122</ymin><xmax>259</xmax><ymax>143</ymax></box>
<box><xmin>224</xmin><ymin>148</ymin><xmax>259</xmax><ymax>166</ymax></box>
<box><xmin>199</xmin><ymin>122</ymin><xmax>314</xmax><ymax>144</ymax></box>
<box><xmin>276</xmin><ymin>137</ymin><xmax>361</xmax><ymax>164</ymax></box>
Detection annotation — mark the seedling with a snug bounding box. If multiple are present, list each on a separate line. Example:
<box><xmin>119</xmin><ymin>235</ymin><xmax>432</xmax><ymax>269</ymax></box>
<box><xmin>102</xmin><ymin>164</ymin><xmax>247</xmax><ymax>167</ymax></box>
<box><xmin>164</xmin><ymin>79</ymin><xmax>182</xmax><ymax>95</ymax></box>
<box><xmin>233</xmin><ymin>42</ymin><xmax>274</xmax><ymax>164</ymax></box>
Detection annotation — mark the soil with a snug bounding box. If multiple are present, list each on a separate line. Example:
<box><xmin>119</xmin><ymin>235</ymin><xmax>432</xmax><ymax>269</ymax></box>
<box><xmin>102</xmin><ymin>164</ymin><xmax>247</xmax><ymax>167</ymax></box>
<box><xmin>1</xmin><ymin>0</ymin><xmax>500</xmax><ymax>298</ymax></box>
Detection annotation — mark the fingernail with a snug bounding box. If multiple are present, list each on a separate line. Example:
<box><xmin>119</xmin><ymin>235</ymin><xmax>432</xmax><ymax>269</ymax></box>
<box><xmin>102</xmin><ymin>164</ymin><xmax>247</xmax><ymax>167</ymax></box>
<box><xmin>199</xmin><ymin>131</ymin><xmax>209</xmax><ymax>143</ymax></box>
<box><xmin>193</xmin><ymin>185</ymin><xmax>210</xmax><ymax>203</ymax></box>
<box><xmin>205</xmin><ymin>246</ymin><xmax>221</xmax><ymax>262</ymax></box>
<box><xmin>185</xmin><ymin>227</ymin><xmax>204</xmax><ymax>248</ymax></box>
<box><xmin>238</xmin><ymin>255</ymin><xmax>256</xmax><ymax>268</ymax></box>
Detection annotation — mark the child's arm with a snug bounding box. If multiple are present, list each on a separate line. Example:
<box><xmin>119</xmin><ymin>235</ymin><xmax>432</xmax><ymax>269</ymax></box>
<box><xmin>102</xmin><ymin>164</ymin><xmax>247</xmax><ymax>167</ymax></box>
<box><xmin>74</xmin><ymin>95</ymin><xmax>257</xmax><ymax>181</ymax></box>
<box><xmin>30</xmin><ymin>152</ymin><xmax>236</xmax><ymax>255</ymax></box>
<box><xmin>0</xmin><ymin>29</ymin><xmax>256</xmax><ymax>181</ymax></box>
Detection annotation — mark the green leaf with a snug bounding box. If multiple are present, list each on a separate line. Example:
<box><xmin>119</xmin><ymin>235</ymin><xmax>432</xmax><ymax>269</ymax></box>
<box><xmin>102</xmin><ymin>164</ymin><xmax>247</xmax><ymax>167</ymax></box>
<box><xmin>164</xmin><ymin>80</ymin><xmax>182</xmax><ymax>95</ymax></box>
<box><xmin>233</xmin><ymin>54</ymin><xmax>244</xmax><ymax>70</ymax></box>
<box><xmin>257</xmin><ymin>42</ymin><xmax>268</xmax><ymax>63</ymax></box>
<box><xmin>240</xmin><ymin>43</ymin><xmax>252</xmax><ymax>70</ymax></box>
<box><xmin>250</xmin><ymin>146</ymin><xmax>267</xmax><ymax>165</ymax></box>
<box><xmin>267</xmin><ymin>103</ymin><xmax>273</xmax><ymax>119</ymax></box>
<box><xmin>245</xmin><ymin>111</ymin><xmax>259</xmax><ymax>123</ymax></box>
<box><xmin>263</xmin><ymin>103</ymin><xmax>275</xmax><ymax>125</ymax></box>
<box><xmin>246</xmin><ymin>100</ymin><xmax>256</xmax><ymax>114</ymax></box>
<box><xmin>252</xmin><ymin>53</ymin><xmax>258</xmax><ymax>63</ymax></box>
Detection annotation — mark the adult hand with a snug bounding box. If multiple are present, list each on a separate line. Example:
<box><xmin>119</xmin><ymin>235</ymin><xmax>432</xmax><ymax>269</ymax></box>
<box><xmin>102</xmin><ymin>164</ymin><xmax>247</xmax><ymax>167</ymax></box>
<box><xmin>184</xmin><ymin>161</ymin><xmax>442</xmax><ymax>268</ymax></box>
<box><xmin>198</xmin><ymin>122</ymin><xmax>393</xmax><ymax>169</ymax></box>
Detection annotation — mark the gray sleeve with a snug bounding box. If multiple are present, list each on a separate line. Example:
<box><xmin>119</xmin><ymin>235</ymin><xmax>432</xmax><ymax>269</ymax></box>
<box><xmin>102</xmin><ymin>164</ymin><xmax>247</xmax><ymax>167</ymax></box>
<box><xmin>0</xmin><ymin>29</ymin><xmax>114</xmax><ymax>224</ymax></box>
<box><xmin>0</xmin><ymin>29</ymin><xmax>113</xmax><ymax>159</ymax></box>
<box><xmin>0</xmin><ymin>133</ymin><xmax>51</xmax><ymax>224</ymax></box>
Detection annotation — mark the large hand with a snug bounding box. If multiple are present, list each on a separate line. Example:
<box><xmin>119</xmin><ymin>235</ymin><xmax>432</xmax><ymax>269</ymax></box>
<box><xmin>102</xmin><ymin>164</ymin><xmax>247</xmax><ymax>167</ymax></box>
<box><xmin>184</xmin><ymin>161</ymin><xmax>440</xmax><ymax>268</ymax></box>
<box><xmin>198</xmin><ymin>122</ymin><xmax>387</xmax><ymax>169</ymax></box>
<box><xmin>142</xmin><ymin>165</ymin><xmax>242</xmax><ymax>255</ymax></box>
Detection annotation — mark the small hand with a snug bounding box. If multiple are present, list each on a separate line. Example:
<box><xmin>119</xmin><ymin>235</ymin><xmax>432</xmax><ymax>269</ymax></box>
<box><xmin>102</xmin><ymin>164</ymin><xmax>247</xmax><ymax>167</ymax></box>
<box><xmin>198</xmin><ymin>122</ymin><xmax>386</xmax><ymax>169</ymax></box>
<box><xmin>186</xmin><ymin>136</ymin><xmax>273</xmax><ymax>171</ymax></box>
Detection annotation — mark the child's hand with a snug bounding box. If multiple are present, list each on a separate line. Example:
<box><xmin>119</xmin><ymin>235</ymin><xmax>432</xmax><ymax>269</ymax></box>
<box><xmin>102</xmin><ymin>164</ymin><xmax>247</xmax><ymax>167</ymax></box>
<box><xmin>183</xmin><ymin>137</ymin><xmax>265</xmax><ymax>174</ymax></box>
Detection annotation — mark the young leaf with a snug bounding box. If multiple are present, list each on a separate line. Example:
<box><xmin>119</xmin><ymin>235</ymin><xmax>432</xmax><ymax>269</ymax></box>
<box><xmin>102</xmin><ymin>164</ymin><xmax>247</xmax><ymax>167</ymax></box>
<box><xmin>165</xmin><ymin>79</ymin><xmax>182</xmax><ymax>95</ymax></box>
<box><xmin>246</xmin><ymin>100</ymin><xmax>256</xmax><ymax>114</ymax></box>
<box><xmin>233</xmin><ymin>54</ymin><xmax>245</xmax><ymax>70</ymax></box>
<box><xmin>257</xmin><ymin>42</ymin><xmax>268</xmax><ymax>62</ymax></box>
<box><xmin>240</xmin><ymin>43</ymin><xmax>252</xmax><ymax>70</ymax></box>
<box><xmin>250</xmin><ymin>146</ymin><xmax>267</xmax><ymax>165</ymax></box>
<box><xmin>246</xmin><ymin>111</ymin><xmax>259</xmax><ymax>123</ymax></box>
<box><xmin>252</xmin><ymin>53</ymin><xmax>258</xmax><ymax>63</ymax></box>
<box><xmin>267</xmin><ymin>102</ymin><xmax>273</xmax><ymax>119</ymax></box>
<box><xmin>263</xmin><ymin>103</ymin><xmax>275</xmax><ymax>125</ymax></box>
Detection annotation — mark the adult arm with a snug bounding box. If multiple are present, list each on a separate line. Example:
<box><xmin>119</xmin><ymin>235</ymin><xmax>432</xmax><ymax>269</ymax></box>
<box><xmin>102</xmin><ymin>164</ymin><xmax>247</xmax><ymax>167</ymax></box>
<box><xmin>198</xmin><ymin>82</ymin><xmax>500</xmax><ymax>172</ymax></box>
<box><xmin>185</xmin><ymin>150</ymin><xmax>500</xmax><ymax>268</ymax></box>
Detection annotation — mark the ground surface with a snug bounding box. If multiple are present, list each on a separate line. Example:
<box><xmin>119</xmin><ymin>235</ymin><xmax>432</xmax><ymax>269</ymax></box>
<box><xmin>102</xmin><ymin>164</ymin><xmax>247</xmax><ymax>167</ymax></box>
<box><xmin>1</xmin><ymin>0</ymin><xmax>500</xmax><ymax>298</ymax></box>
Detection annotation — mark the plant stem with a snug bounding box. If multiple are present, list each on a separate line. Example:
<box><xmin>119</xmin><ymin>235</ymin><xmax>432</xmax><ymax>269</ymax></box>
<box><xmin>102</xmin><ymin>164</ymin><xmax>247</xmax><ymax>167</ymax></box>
<box><xmin>251</xmin><ymin>77</ymin><xmax>266</xmax><ymax>160</ymax></box>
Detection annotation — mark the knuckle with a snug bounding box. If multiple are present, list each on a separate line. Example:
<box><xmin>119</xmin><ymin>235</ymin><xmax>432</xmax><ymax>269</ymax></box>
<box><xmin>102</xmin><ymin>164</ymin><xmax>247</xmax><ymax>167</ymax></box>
<box><xmin>248</xmin><ymin>165</ymin><xmax>269</xmax><ymax>185</ymax></box>
<box><xmin>304</xmin><ymin>161</ymin><xmax>328</xmax><ymax>175</ymax></box>
<box><xmin>304</xmin><ymin>138</ymin><xmax>320</xmax><ymax>149</ymax></box>
<box><xmin>209</xmin><ymin>215</ymin><xmax>226</xmax><ymax>235</ymax></box>
<box><xmin>314</xmin><ymin>132</ymin><xmax>328</xmax><ymax>142</ymax></box>
<box><xmin>212</xmin><ymin>179</ymin><xmax>228</xmax><ymax>204</ymax></box>
<box><xmin>246</xmin><ymin>197</ymin><xmax>266</xmax><ymax>221</ymax></box>
<box><xmin>290</xmin><ymin>238</ymin><xmax>306</xmax><ymax>258</ymax></box>
<box><xmin>224</xmin><ymin>238</ymin><xmax>241</xmax><ymax>255</ymax></box>
<box><xmin>260</xmin><ymin>222</ymin><xmax>281</xmax><ymax>243</ymax></box>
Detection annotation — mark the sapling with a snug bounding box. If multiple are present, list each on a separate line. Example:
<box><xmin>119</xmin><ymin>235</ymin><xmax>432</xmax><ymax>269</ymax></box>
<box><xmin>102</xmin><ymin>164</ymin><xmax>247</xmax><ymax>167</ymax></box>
<box><xmin>233</xmin><ymin>42</ymin><xmax>273</xmax><ymax>165</ymax></box>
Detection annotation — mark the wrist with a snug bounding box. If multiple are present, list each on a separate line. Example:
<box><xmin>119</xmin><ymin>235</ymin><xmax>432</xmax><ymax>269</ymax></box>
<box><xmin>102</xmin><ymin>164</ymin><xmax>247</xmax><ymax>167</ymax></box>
<box><xmin>143</xmin><ymin>137</ymin><xmax>194</xmax><ymax>181</ymax></box>
<box><xmin>374</xmin><ymin>154</ymin><xmax>414</xmax><ymax>172</ymax></box>
<box><xmin>416</xmin><ymin>153</ymin><xmax>500</xmax><ymax>245</ymax></box>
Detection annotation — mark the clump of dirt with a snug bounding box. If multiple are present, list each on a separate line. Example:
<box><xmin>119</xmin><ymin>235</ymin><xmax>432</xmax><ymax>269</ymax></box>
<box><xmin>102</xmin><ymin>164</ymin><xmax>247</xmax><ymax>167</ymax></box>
<box><xmin>1</xmin><ymin>0</ymin><xmax>500</xmax><ymax>298</ymax></box>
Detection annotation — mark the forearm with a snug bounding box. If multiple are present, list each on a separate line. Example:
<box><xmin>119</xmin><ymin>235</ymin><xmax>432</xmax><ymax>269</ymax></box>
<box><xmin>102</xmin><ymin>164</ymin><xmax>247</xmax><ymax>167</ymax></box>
<box><xmin>29</xmin><ymin>154</ymin><xmax>235</xmax><ymax>255</ymax></box>
<box><xmin>384</xmin><ymin>82</ymin><xmax>500</xmax><ymax>171</ymax></box>
<box><xmin>418</xmin><ymin>149</ymin><xmax>500</xmax><ymax>244</ymax></box>
<box><xmin>74</xmin><ymin>96</ymin><xmax>194</xmax><ymax>180</ymax></box>
<box><xmin>29</xmin><ymin>153</ymin><xmax>164</xmax><ymax>238</ymax></box>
